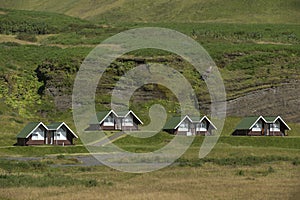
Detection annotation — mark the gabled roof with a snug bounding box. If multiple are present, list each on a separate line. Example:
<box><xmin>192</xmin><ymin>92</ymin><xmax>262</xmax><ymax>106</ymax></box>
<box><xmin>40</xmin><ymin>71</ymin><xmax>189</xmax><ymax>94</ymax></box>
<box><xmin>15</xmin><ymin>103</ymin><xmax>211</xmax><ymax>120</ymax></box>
<box><xmin>189</xmin><ymin>116</ymin><xmax>201</xmax><ymax>122</ymax></box>
<box><xmin>123</xmin><ymin>110</ymin><xmax>144</xmax><ymax>124</ymax></box>
<box><xmin>264</xmin><ymin>116</ymin><xmax>291</xmax><ymax>130</ymax></box>
<box><xmin>47</xmin><ymin>122</ymin><xmax>64</xmax><ymax>130</ymax></box>
<box><xmin>235</xmin><ymin>116</ymin><xmax>265</xmax><ymax>130</ymax></box>
<box><xmin>235</xmin><ymin>116</ymin><xmax>291</xmax><ymax>130</ymax></box>
<box><xmin>96</xmin><ymin>110</ymin><xmax>118</xmax><ymax>124</ymax></box>
<box><xmin>17</xmin><ymin>122</ymin><xmax>47</xmax><ymax>139</ymax></box>
<box><xmin>263</xmin><ymin>116</ymin><xmax>277</xmax><ymax>122</ymax></box>
<box><xmin>115</xmin><ymin>111</ymin><xmax>128</xmax><ymax>117</ymax></box>
<box><xmin>163</xmin><ymin>115</ymin><xmax>217</xmax><ymax>130</ymax></box>
<box><xmin>96</xmin><ymin>110</ymin><xmax>111</xmax><ymax>122</ymax></box>
<box><xmin>163</xmin><ymin>115</ymin><xmax>192</xmax><ymax>129</ymax></box>
<box><xmin>96</xmin><ymin>110</ymin><xmax>143</xmax><ymax>124</ymax></box>
<box><xmin>48</xmin><ymin>122</ymin><xmax>78</xmax><ymax>138</ymax></box>
<box><xmin>199</xmin><ymin>116</ymin><xmax>217</xmax><ymax>130</ymax></box>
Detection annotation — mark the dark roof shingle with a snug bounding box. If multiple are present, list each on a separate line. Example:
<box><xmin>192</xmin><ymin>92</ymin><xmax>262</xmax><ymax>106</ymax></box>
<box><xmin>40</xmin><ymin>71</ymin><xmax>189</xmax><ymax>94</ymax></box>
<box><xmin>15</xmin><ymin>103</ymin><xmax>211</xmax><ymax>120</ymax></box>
<box><xmin>235</xmin><ymin>116</ymin><xmax>261</xmax><ymax>130</ymax></box>
<box><xmin>163</xmin><ymin>116</ymin><xmax>184</xmax><ymax>129</ymax></box>
<box><xmin>17</xmin><ymin>122</ymin><xmax>43</xmax><ymax>138</ymax></box>
<box><xmin>47</xmin><ymin>122</ymin><xmax>63</xmax><ymax>130</ymax></box>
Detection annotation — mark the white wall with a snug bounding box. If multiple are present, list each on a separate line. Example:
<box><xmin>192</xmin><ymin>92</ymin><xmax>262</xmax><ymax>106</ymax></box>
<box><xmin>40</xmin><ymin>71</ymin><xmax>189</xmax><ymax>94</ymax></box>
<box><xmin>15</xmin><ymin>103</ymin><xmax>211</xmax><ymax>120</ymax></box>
<box><xmin>55</xmin><ymin>127</ymin><xmax>67</xmax><ymax>140</ymax></box>
<box><xmin>103</xmin><ymin>115</ymin><xmax>114</xmax><ymax>126</ymax></box>
<box><xmin>196</xmin><ymin>121</ymin><xmax>207</xmax><ymax>131</ymax></box>
<box><xmin>31</xmin><ymin>127</ymin><xmax>45</xmax><ymax>140</ymax></box>
<box><xmin>252</xmin><ymin>120</ymin><xmax>262</xmax><ymax>132</ymax></box>
<box><xmin>178</xmin><ymin>121</ymin><xmax>189</xmax><ymax>131</ymax></box>
<box><xmin>122</xmin><ymin>115</ymin><xmax>133</xmax><ymax>126</ymax></box>
<box><xmin>270</xmin><ymin>121</ymin><xmax>280</xmax><ymax>132</ymax></box>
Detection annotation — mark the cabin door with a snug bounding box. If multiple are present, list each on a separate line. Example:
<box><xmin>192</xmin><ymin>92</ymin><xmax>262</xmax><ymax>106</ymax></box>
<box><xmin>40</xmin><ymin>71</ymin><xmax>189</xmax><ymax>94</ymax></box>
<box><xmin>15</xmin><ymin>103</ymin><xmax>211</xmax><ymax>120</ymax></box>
<box><xmin>263</xmin><ymin>124</ymin><xmax>268</xmax><ymax>136</ymax></box>
<box><xmin>115</xmin><ymin>118</ymin><xmax>121</xmax><ymax>130</ymax></box>
<box><xmin>46</xmin><ymin>132</ymin><xmax>53</xmax><ymax>145</ymax></box>
<box><xmin>191</xmin><ymin>125</ymin><xmax>195</xmax><ymax>136</ymax></box>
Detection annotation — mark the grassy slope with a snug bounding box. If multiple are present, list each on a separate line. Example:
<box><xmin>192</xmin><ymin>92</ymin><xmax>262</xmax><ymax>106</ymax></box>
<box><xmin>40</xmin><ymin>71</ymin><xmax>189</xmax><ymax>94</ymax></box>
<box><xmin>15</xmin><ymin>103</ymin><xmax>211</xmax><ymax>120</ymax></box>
<box><xmin>0</xmin><ymin>160</ymin><xmax>299</xmax><ymax>199</ymax></box>
<box><xmin>0</xmin><ymin>9</ymin><xmax>299</xmax><ymax>141</ymax></box>
<box><xmin>0</xmin><ymin>0</ymin><xmax>299</xmax><ymax>24</ymax></box>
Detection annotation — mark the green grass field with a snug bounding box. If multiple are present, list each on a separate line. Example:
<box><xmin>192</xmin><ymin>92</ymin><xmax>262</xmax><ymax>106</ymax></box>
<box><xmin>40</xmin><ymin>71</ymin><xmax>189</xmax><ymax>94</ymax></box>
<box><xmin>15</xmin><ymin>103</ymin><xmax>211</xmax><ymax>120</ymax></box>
<box><xmin>0</xmin><ymin>133</ymin><xmax>299</xmax><ymax>199</ymax></box>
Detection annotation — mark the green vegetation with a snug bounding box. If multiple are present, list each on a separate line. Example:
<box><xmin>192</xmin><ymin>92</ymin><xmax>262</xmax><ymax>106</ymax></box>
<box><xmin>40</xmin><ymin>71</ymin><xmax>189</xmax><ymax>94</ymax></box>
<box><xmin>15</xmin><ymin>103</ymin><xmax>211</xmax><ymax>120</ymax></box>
<box><xmin>177</xmin><ymin>155</ymin><xmax>298</xmax><ymax>167</ymax></box>
<box><xmin>0</xmin><ymin>8</ymin><xmax>94</xmax><ymax>34</ymax></box>
<box><xmin>0</xmin><ymin>145</ymin><xmax>88</xmax><ymax>157</ymax></box>
<box><xmin>1</xmin><ymin>0</ymin><xmax>299</xmax><ymax>24</ymax></box>
<box><xmin>0</xmin><ymin>159</ymin><xmax>98</xmax><ymax>188</ymax></box>
<box><xmin>0</xmin><ymin>2</ymin><xmax>299</xmax><ymax>199</ymax></box>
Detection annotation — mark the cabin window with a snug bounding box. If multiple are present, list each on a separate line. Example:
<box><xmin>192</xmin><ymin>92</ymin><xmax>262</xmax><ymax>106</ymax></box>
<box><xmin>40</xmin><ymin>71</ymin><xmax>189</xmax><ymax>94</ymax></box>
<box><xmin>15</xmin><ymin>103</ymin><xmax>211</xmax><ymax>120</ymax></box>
<box><xmin>55</xmin><ymin>127</ymin><xmax>67</xmax><ymax>140</ymax></box>
<box><xmin>252</xmin><ymin>121</ymin><xmax>262</xmax><ymax>132</ymax></box>
<box><xmin>123</xmin><ymin>116</ymin><xmax>133</xmax><ymax>126</ymax></box>
<box><xmin>103</xmin><ymin>115</ymin><xmax>114</xmax><ymax>126</ymax></box>
<box><xmin>196</xmin><ymin>121</ymin><xmax>207</xmax><ymax>131</ymax></box>
<box><xmin>178</xmin><ymin>121</ymin><xmax>189</xmax><ymax>131</ymax></box>
<box><xmin>270</xmin><ymin>121</ymin><xmax>280</xmax><ymax>132</ymax></box>
<box><xmin>31</xmin><ymin>127</ymin><xmax>44</xmax><ymax>140</ymax></box>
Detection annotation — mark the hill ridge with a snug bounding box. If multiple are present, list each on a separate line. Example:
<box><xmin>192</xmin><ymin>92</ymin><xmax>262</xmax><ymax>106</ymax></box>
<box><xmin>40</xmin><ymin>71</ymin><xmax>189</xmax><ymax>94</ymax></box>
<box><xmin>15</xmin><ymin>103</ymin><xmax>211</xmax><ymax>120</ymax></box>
<box><xmin>0</xmin><ymin>0</ymin><xmax>299</xmax><ymax>24</ymax></box>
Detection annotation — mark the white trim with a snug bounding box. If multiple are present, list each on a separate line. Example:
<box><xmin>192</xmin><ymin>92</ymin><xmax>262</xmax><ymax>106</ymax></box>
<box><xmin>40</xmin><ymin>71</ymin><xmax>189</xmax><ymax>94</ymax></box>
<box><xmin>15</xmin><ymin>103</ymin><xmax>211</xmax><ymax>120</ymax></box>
<box><xmin>31</xmin><ymin>127</ymin><xmax>45</xmax><ymax>140</ymax></box>
<box><xmin>249</xmin><ymin>116</ymin><xmax>267</xmax><ymax>129</ymax></box>
<box><xmin>109</xmin><ymin>110</ymin><xmax>144</xmax><ymax>124</ymax></box>
<box><xmin>55</xmin><ymin>127</ymin><xmax>67</xmax><ymax>140</ymax></box>
<box><xmin>269</xmin><ymin>116</ymin><xmax>291</xmax><ymax>130</ymax></box>
<box><xmin>174</xmin><ymin>115</ymin><xmax>193</xmax><ymax>129</ymax></box>
<box><xmin>199</xmin><ymin>116</ymin><xmax>217</xmax><ymax>130</ymax></box>
<box><xmin>98</xmin><ymin>110</ymin><xmax>118</xmax><ymax>125</ymax></box>
<box><xmin>124</xmin><ymin>110</ymin><xmax>144</xmax><ymax>125</ymax></box>
<box><xmin>25</xmin><ymin>122</ymin><xmax>48</xmax><ymax>138</ymax></box>
<box><xmin>56</xmin><ymin>122</ymin><xmax>79</xmax><ymax>138</ymax></box>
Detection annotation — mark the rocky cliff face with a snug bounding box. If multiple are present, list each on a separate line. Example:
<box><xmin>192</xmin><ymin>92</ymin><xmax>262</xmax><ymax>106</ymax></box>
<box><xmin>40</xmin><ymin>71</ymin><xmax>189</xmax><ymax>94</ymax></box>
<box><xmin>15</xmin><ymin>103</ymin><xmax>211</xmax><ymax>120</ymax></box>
<box><xmin>35</xmin><ymin>57</ymin><xmax>300</xmax><ymax>123</ymax></box>
<box><xmin>227</xmin><ymin>80</ymin><xmax>300</xmax><ymax>122</ymax></box>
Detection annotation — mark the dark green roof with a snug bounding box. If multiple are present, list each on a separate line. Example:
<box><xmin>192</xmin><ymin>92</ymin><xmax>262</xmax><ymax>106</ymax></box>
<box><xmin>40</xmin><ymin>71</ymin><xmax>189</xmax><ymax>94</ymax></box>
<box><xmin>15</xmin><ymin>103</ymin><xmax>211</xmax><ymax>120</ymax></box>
<box><xmin>189</xmin><ymin>116</ymin><xmax>202</xmax><ymax>122</ymax></box>
<box><xmin>163</xmin><ymin>116</ymin><xmax>184</xmax><ymax>129</ymax></box>
<box><xmin>116</xmin><ymin>111</ymin><xmax>128</xmax><ymax>116</ymax></box>
<box><xmin>47</xmin><ymin>122</ymin><xmax>63</xmax><ymax>130</ymax></box>
<box><xmin>235</xmin><ymin>116</ymin><xmax>261</xmax><ymax>130</ymax></box>
<box><xmin>16</xmin><ymin>122</ymin><xmax>42</xmax><ymax>138</ymax></box>
<box><xmin>264</xmin><ymin>116</ymin><xmax>277</xmax><ymax>122</ymax></box>
<box><xmin>96</xmin><ymin>110</ymin><xmax>111</xmax><ymax>122</ymax></box>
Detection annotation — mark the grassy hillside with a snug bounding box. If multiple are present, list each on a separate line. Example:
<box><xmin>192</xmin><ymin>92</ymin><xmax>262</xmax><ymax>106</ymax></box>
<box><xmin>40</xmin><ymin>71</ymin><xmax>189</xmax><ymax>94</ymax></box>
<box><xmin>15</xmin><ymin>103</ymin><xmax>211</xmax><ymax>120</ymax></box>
<box><xmin>0</xmin><ymin>0</ymin><xmax>299</xmax><ymax>24</ymax></box>
<box><xmin>0</xmin><ymin>9</ymin><xmax>299</xmax><ymax>137</ymax></box>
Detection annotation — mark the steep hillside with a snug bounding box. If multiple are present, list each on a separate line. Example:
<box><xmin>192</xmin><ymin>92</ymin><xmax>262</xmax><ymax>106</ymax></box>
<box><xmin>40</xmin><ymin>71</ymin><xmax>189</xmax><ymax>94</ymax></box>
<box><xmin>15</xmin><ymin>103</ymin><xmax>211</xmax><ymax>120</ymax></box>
<box><xmin>0</xmin><ymin>0</ymin><xmax>299</xmax><ymax>24</ymax></box>
<box><xmin>0</xmin><ymin>9</ymin><xmax>299</xmax><ymax>136</ymax></box>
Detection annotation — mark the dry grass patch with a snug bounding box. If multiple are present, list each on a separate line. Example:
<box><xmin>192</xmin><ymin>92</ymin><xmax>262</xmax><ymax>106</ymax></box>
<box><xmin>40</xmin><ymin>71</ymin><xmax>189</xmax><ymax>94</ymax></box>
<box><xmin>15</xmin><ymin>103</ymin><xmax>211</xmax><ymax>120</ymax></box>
<box><xmin>0</xmin><ymin>34</ymin><xmax>38</xmax><ymax>45</ymax></box>
<box><xmin>1</xmin><ymin>162</ymin><xmax>298</xmax><ymax>200</ymax></box>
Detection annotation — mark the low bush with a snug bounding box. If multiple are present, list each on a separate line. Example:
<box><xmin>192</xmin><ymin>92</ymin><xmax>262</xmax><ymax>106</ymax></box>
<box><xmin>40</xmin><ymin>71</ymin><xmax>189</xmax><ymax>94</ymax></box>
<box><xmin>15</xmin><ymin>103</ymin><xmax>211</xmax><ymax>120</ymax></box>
<box><xmin>56</xmin><ymin>154</ymin><xmax>65</xmax><ymax>159</ymax></box>
<box><xmin>236</xmin><ymin>170</ymin><xmax>245</xmax><ymax>176</ymax></box>
<box><xmin>16</xmin><ymin>33</ymin><xmax>37</xmax><ymax>42</ymax></box>
<box><xmin>86</xmin><ymin>179</ymin><xmax>98</xmax><ymax>187</ymax></box>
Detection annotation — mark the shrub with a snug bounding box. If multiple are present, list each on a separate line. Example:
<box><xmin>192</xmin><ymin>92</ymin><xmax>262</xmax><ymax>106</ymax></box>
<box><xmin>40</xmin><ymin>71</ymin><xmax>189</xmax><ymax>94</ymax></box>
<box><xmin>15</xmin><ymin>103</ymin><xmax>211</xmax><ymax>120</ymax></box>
<box><xmin>16</xmin><ymin>33</ymin><xmax>37</xmax><ymax>42</ymax></box>
<box><xmin>267</xmin><ymin>166</ymin><xmax>275</xmax><ymax>173</ymax></box>
<box><xmin>236</xmin><ymin>170</ymin><xmax>245</xmax><ymax>176</ymax></box>
<box><xmin>30</xmin><ymin>161</ymin><xmax>46</xmax><ymax>170</ymax></box>
<box><xmin>86</xmin><ymin>179</ymin><xmax>98</xmax><ymax>187</ymax></box>
<box><xmin>101</xmin><ymin>179</ymin><xmax>113</xmax><ymax>186</ymax></box>
<box><xmin>79</xmin><ymin>167</ymin><xmax>93</xmax><ymax>172</ymax></box>
<box><xmin>292</xmin><ymin>159</ymin><xmax>299</xmax><ymax>166</ymax></box>
<box><xmin>56</xmin><ymin>154</ymin><xmax>65</xmax><ymax>159</ymax></box>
